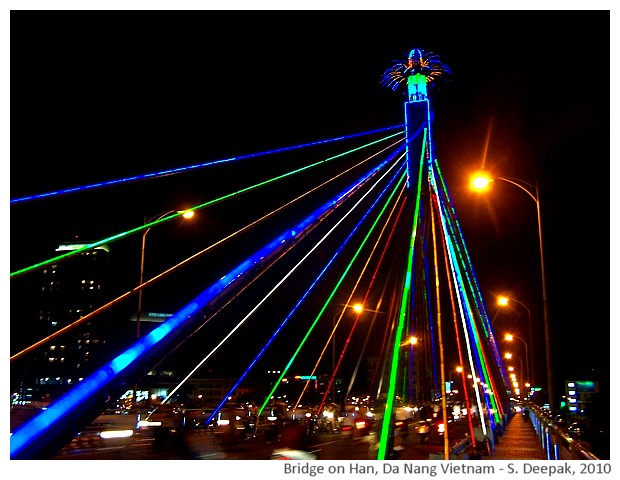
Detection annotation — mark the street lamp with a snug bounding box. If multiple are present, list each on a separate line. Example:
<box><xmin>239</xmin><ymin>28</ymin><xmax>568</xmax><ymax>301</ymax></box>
<box><xmin>472</xmin><ymin>173</ymin><xmax>554</xmax><ymax>410</ymax></box>
<box><xmin>504</xmin><ymin>352</ymin><xmax>523</xmax><ymax>395</ymax></box>
<box><xmin>136</xmin><ymin>209</ymin><xmax>195</xmax><ymax>340</ymax></box>
<box><xmin>449</xmin><ymin>365</ymin><xmax>463</xmax><ymax>383</ymax></box>
<box><xmin>332</xmin><ymin>304</ymin><xmax>358</xmax><ymax>404</ymax></box>
<box><xmin>448</xmin><ymin>366</ymin><xmax>463</xmax><ymax>394</ymax></box>
<box><xmin>504</xmin><ymin>333</ymin><xmax>530</xmax><ymax>384</ymax></box>
<box><xmin>132</xmin><ymin>209</ymin><xmax>194</xmax><ymax>409</ymax></box>
<box><xmin>331</xmin><ymin>303</ymin><xmax>378</xmax><ymax>404</ymax></box>
<box><xmin>497</xmin><ymin>295</ymin><xmax>534</xmax><ymax>385</ymax></box>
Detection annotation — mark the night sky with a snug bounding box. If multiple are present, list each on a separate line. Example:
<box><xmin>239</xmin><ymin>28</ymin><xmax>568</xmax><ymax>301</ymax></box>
<box><xmin>9</xmin><ymin>9</ymin><xmax>611</xmax><ymax>415</ymax></box>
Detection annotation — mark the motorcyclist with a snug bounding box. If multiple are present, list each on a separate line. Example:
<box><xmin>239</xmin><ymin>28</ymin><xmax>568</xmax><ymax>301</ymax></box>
<box><xmin>271</xmin><ymin>421</ymin><xmax>317</xmax><ymax>460</ymax></box>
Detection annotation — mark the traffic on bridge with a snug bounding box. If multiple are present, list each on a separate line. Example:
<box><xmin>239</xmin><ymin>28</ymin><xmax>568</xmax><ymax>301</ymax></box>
<box><xmin>10</xmin><ymin>10</ymin><xmax>610</xmax><ymax>466</ymax></box>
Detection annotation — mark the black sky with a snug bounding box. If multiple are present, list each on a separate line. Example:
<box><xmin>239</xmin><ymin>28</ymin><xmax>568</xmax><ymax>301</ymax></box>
<box><xmin>10</xmin><ymin>10</ymin><xmax>611</xmax><ymax>404</ymax></box>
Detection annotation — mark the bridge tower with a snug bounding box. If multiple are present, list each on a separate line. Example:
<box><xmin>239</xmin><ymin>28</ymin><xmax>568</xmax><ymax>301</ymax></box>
<box><xmin>375</xmin><ymin>49</ymin><xmax>512</xmax><ymax>461</ymax></box>
<box><xmin>375</xmin><ymin>48</ymin><xmax>454</xmax><ymax>460</ymax></box>
<box><xmin>381</xmin><ymin>48</ymin><xmax>450</xmax><ymax>191</ymax></box>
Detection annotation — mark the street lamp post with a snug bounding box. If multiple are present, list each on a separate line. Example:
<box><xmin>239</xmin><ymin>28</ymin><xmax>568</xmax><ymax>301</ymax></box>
<box><xmin>332</xmin><ymin>309</ymin><xmax>337</xmax><ymax>404</ymax></box>
<box><xmin>472</xmin><ymin>174</ymin><xmax>554</xmax><ymax>410</ymax></box>
<box><xmin>449</xmin><ymin>365</ymin><xmax>463</xmax><ymax>383</ymax></box>
<box><xmin>136</xmin><ymin>209</ymin><xmax>194</xmax><ymax>340</ymax></box>
<box><xmin>497</xmin><ymin>296</ymin><xmax>534</xmax><ymax>385</ymax></box>
<box><xmin>448</xmin><ymin>366</ymin><xmax>463</xmax><ymax>393</ymax></box>
<box><xmin>331</xmin><ymin>303</ymin><xmax>364</xmax><ymax>404</ymax></box>
<box><xmin>133</xmin><ymin>209</ymin><xmax>194</xmax><ymax>409</ymax></box>
<box><xmin>504</xmin><ymin>333</ymin><xmax>530</xmax><ymax>384</ymax></box>
<box><xmin>330</xmin><ymin>302</ymin><xmax>385</xmax><ymax>406</ymax></box>
<box><xmin>504</xmin><ymin>352</ymin><xmax>524</xmax><ymax>393</ymax></box>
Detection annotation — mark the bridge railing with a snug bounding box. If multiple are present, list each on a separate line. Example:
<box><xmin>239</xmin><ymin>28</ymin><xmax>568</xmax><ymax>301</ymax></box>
<box><xmin>526</xmin><ymin>404</ymin><xmax>600</xmax><ymax>460</ymax></box>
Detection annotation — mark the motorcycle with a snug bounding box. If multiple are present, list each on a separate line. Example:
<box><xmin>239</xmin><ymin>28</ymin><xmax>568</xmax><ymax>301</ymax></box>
<box><xmin>271</xmin><ymin>421</ymin><xmax>318</xmax><ymax>459</ymax></box>
<box><xmin>415</xmin><ymin>420</ymin><xmax>431</xmax><ymax>444</ymax></box>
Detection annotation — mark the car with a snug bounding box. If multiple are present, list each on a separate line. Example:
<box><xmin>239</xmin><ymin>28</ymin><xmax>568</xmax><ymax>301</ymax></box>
<box><xmin>567</xmin><ymin>421</ymin><xmax>586</xmax><ymax>439</ymax></box>
<box><xmin>184</xmin><ymin>408</ymin><xmax>216</xmax><ymax>429</ymax></box>
<box><xmin>352</xmin><ymin>416</ymin><xmax>374</xmax><ymax>436</ymax></box>
<box><xmin>552</xmin><ymin>412</ymin><xmax>567</xmax><ymax>427</ymax></box>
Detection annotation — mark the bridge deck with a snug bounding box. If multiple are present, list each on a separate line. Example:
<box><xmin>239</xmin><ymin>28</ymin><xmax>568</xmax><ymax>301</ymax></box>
<box><xmin>490</xmin><ymin>412</ymin><xmax>547</xmax><ymax>460</ymax></box>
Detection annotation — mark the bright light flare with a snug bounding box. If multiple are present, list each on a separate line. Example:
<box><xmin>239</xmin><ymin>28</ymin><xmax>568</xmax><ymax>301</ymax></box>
<box><xmin>137</xmin><ymin>420</ymin><xmax>161</xmax><ymax>428</ymax></box>
<box><xmin>470</xmin><ymin>172</ymin><xmax>493</xmax><ymax>191</ymax></box>
<box><xmin>100</xmin><ymin>429</ymin><xmax>134</xmax><ymax>439</ymax></box>
<box><xmin>497</xmin><ymin>296</ymin><xmax>509</xmax><ymax>307</ymax></box>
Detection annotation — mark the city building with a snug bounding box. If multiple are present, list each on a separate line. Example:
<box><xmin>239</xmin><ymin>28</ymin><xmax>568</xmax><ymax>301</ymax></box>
<box><xmin>564</xmin><ymin>380</ymin><xmax>599</xmax><ymax>416</ymax></box>
<box><xmin>12</xmin><ymin>241</ymin><xmax>115</xmax><ymax>404</ymax></box>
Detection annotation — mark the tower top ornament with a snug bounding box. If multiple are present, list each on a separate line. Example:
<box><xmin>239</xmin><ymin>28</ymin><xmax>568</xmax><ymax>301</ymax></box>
<box><xmin>381</xmin><ymin>49</ymin><xmax>451</xmax><ymax>102</ymax></box>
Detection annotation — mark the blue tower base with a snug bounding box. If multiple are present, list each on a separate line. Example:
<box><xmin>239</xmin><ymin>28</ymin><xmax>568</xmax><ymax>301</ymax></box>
<box><xmin>404</xmin><ymin>100</ymin><xmax>430</xmax><ymax>188</ymax></box>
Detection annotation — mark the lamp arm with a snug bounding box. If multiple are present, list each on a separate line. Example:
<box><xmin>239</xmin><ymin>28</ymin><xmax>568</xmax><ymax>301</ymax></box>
<box><xmin>498</xmin><ymin>177</ymin><xmax>538</xmax><ymax>204</ymax></box>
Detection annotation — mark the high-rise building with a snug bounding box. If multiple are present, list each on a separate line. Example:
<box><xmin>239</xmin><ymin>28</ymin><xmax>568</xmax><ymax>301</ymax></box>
<box><xmin>15</xmin><ymin>241</ymin><xmax>114</xmax><ymax>404</ymax></box>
